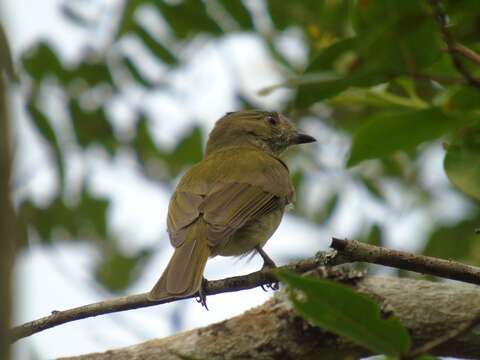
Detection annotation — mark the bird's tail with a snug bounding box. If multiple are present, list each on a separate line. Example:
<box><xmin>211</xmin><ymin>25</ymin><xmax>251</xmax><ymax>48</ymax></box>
<box><xmin>148</xmin><ymin>218</ymin><xmax>210</xmax><ymax>301</ymax></box>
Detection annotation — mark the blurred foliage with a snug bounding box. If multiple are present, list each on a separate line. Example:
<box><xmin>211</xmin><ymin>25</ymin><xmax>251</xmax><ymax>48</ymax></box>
<box><xmin>11</xmin><ymin>0</ymin><xmax>480</xmax><ymax>297</ymax></box>
<box><xmin>19</xmin><ymin>189</ymin><xmax>109</xmax><ymax>244</ymax></box>
<box><xmin>444</xmin><ymin>121</ymin><xmax>480</xmax><ymax>201</ymax></box>
<box><xmin>422</xmin><ymin>209</ymin><xmax>480</xmax><ymax>263</ymax></box>
<box><xmin>95</xmin><ymin>246</ymin><xmax>150</xmax><ymax>292</ymax></box>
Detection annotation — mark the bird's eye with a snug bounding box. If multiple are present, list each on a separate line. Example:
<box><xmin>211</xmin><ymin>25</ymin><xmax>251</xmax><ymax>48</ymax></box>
<box><xmin>266</xmin><ymin>115</ymin><xmax>277</xmax><ymax>126</ymax></box>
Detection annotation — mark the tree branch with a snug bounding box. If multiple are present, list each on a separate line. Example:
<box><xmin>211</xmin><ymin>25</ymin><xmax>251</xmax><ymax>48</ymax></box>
<box><xmin>428</xmin><ymin>0</ymin><xmax>480</xmax><ymax>90</ymax></box>
<box><xmin>60</xmin><ymin>275</ymin><xmax>480</xmax><ymax>360</ymax></box>
<box><xmin>11</xmin><ymin>238</ymin><xmax>480</xmax><ymax>343</ymax></box>
<box><xmin>331</xmin><ymin>238</ymin><xmax>480</xmax><ymax>284</ymax></box>
<box><xmin>405</xmin><ymin>311</ymin><xmax>480</xmax><ymax>359</ymax></box>
<box><xmin>9</xmin><ymin>252</ymin><xmax>339</xmax><ymax>342</ymax></box>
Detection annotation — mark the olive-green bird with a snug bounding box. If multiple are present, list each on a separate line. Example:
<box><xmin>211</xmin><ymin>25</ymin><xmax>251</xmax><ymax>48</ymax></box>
<box><xmin>148</xmin><ymin>110</ymin><xmax>316</xmax><ymax>307</ymax></box>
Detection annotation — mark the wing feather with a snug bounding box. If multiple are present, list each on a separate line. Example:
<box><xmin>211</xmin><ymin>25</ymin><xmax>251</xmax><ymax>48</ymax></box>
<box><xmin>201</xmin><ymin>182</ymin><xmax>284</xmax><ymax>247</ymax></box>
<box><xmin>167</xmin><ymin>191</ymin><xmax>203</xmax><ymax>247</ymax></box>
<box><xmin>167</xmin><ymin>148</ymin><xmax>294</xmax><ymax>249</ymax></box>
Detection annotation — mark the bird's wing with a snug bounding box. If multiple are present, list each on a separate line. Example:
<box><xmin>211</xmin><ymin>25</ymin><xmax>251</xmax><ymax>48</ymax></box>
<box><xmin>167</xmin><ymin>148</ymin><xmax>293</xmax><ymax>248</ymax></box>
<box><xmin>167</xmin><ymin>191</ymin><xmax>203</xmax><ymax>247</ymax></box>
<box><xmin>167</xmin><ymin>182</ymin><xmax>284</xmax><ymax>248</ymax></box>
<box><xmin>199</xmin><ymin>181</ymin><xmax>285</xmax><ymax>247</ymax></box>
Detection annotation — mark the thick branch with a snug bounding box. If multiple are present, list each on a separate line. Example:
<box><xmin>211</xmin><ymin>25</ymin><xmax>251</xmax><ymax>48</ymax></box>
<box><xmin>331</xmin><ymin>238</ymin><xmax>480</xmax><ymax>285</ymax></box>
<box><xmin>60</xmin><ymin>276</ymin><xmax>480</xmax><ymax>360</ymax></box>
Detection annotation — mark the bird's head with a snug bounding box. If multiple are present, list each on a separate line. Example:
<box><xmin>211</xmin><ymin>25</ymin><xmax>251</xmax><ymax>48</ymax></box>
<box><xmin>205</xmin><ymin>111</ymin><xmax>316</xmax><ymax>156</ymax></box>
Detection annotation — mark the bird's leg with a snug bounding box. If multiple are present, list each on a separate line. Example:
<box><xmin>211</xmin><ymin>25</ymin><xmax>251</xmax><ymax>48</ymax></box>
<box><xmin>256</xmin><ymin>246</ymin><xmax>279</xmax><ymax>291</ymax></box>
<box><xmin>195</xmin><ymin>277</ymin><xmax>209</xmax><ymax>310</ymax></box>
<box><xmin>257</xmin><ymin>246</ymin><xmax>277</xmax><ymax>269</ymax></box>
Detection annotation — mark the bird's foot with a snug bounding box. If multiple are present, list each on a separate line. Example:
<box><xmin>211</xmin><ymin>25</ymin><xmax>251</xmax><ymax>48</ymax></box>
<box><xmin>260</xmin><ymin>265</ymin><xmax>279</xmax><ymax>291</ymax></box>
<box><xmin>256</xmin><ymin>246</ymin><xmax>279</xmax><ymax>292</ymax></box>
<box><xmin>195</xmin><ymin>277</ymin><xmax>209</xmax><ymax>310</ymax></box>
<box><xmin>260</xmin><ymin>279</ymin><xmax>279</xmax><ymax>292</ymax></box>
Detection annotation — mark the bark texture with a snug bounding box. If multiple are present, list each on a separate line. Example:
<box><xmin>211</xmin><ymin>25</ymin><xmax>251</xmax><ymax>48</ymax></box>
<box><xmin>61</xmin><ymin>276</ymin><xmax>480</xmax><ymax>360</ymax></box>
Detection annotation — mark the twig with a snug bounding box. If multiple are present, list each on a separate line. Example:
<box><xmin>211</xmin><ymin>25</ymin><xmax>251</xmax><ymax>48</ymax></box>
<box><xmin>331</xmin><ymin>238</ymin><xmax>480</xmax><ymax>284</ymax></box>
<box><xmin>441</xmin><ymin>45</ymin><xmax>480</xmax><ymax>67</ymax></box>
<box><xmin>452</xmin><ymin>44</ymin><xmax>480</xmax><ymax>66</ymax></box>
<box><xmin>404</xmin><ymin>311</ymin><xmax>480</xmax><ymax>359</ymax></box>
<box><xmin>428</xmin><ymin>0</ymin><xmax>480</xmax><ymax>90</ymax></box>
<box><xmin>9</xmin><ymin>252</ymin><xmax>338</xmax><ymax>342</ymax></box>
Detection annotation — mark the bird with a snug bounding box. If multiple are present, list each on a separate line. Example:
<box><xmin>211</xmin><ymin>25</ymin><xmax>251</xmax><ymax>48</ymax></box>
<box><xmin>148</xmin><ymin>110</ymin><xmax>316</xmax><ymax>308</ymax></box>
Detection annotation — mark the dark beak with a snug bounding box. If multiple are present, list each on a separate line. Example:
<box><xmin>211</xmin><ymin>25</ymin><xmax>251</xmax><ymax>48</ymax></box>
<box><xmin>295</xmin><ymin>133</ymin><xmax>317</xmax><ymax>144</ymax></box>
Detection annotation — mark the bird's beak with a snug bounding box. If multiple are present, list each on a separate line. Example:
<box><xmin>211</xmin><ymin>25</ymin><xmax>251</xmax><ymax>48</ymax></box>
<box><xmin>295</xmin><ymin>133</ymin><xmax>317</xmax><ymax>144</ymax></box>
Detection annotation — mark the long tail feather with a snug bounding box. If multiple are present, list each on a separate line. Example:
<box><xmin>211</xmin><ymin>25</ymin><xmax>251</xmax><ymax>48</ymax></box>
<box><xmin>148</xmin><ymin>219</ymin><xmax>210</xmax><ymax>301</ymax></box>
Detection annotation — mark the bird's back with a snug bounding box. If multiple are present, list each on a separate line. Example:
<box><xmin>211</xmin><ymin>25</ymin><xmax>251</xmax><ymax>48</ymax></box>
<box><xmin>176</xmin><ymin>146</ymin><xmax>294</xmax><ymax>199</ymax></box>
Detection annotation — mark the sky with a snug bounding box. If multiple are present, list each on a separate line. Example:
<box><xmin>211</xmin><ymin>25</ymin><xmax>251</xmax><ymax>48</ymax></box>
<box><xmin>2</xmin><ymin>0</ymin><xmax>470</xmax><ymax>359</ymax></box>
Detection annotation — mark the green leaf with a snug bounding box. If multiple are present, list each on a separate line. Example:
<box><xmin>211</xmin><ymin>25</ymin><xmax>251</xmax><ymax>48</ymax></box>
<box><xmin>132</xmin><ymin>24</ymin><xmax>178</xmax><ymax>65</ymax></box>
<box><xmin>296</xmin><ymin>72</ymin><xmax>388</xmax><ymax>108</ymax></box>
<box><xmin>18</xmin><ymin>190</ymin><xmax>110</xmax><ymax>243</ymax></box>
<box><xmin>18</xmin><ymin>199</ymin><xmax>68</xmax><ymax>243</ymax></box>
<box><xmin>347</xmin><ymin>108</ymin><xmax>450</xmax><ymax>167</ymax></box>
<box><xmin>448</xmin><ymin>86</ymin><xmax>480</xmax><ymax>111</ymax></box>
<box><xmin>116</xmin><ymin>0</ymin><xmax>153</xmax><ymax>37</ymax></box>
<box><xmin>445</xmin><ymin>144</ymin><xmax>480</xmax><ymax>201</ymax></box>
<box><xmin>133</xmin><ymin>115</ymin><xmax>162</xmax><ymax>164</ymax></box>
<box><xmin>444</xmin><ymin>121</ymin><xmax>480</xmax><ymax>200</ymax></box>
<box><xmin>294</xmin><ymin>1</ymin><xmax>440</xmax><ymax>108</ymax></box>
<box><xmin>362</xmin><ymin>177</ymin><xmax>385</xmax><ymax>202</ymax></box>
<box><xmin>26</xmin><ymin>102</ymin><xmax>65</xmax><ymax>185</ymax></box>
<box><xmin>218</xmin><ymin>0</ymin><xmax>254</xmax><ymax>30</ymax></box>
<box><xmin>266</xmin><ymin>0</ymin><xmax>353</xmax><ymax>37</ymax></box>
<box><xmin>305</xmin><ymin>37</ymin><xmax>358</xmax><ymax>73</ymax></box>
<box><xmin>132</xmin><ymin>116</ymin><xmax>203</xmax><ymax>179</ymax></box>
<box><xmin>22</xmin><ymin>42</ymin><xmax>67</xmax><ymax>82</ymax></box>
<box><xmin>122</xmin><ymin>56</ymin><xmax>156</xmax><ymax>88</ymax></box>
<box><xmin>167</xmin><ymin>125</ymin><xmax>203</xmax><ymax>174</ymax></box>
<box><xmin>27</xmin><ymin>103</ymin><xmax>58</xmax><ymax>145</ymax></box>
<box><xmin>153</xmin><ymin>0</ymin><xmax>222</xmax><ymax>39</ymax></box>
<box><xmin>276</xmin><ymin>271</ymin><xmax>411</xmax><ymax>356</ymax></box>
<box><xmin>445</xmin><ymin>0</ymin><xmax>480</xmax><ymax>43</ymax></box>
<box><xmin>68</xmin><ymin>60</ymin><xmax>114</xmax><ymax>88</ymax></box>
<box><xmin>95</xmin><ymin>247</ymin><xmax>149</xmax><ymax>292</ymax></box>
<box><xmin>78</xmin><ymin>190</ymin><xmax>110</xmax><ymax>239</ymax></box>
<box><xmin>69</xmin><ymin>100</ymin><xmax>116</xmax><ymax>153</ymax></box>
<box><xmin>291</xmin><ymin>170</ymin><xmax>304</xmax><ymax>193</ymax></box>
<box><xmin>365</xmin><ymin>224</ymin><xmax>382</xmax><ymax>247</ymax></box>
<box><xmin>422</xmin><ymin>214</ymin><xmax>480</xmax><ymax>263</ymax></box>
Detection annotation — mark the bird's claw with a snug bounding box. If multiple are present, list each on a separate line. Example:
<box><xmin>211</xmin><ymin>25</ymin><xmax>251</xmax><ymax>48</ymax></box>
<box><xmin>260</xmin><ymin>281</ymin><xmax>279</xmax><ymax>292</ymax></box>
<box><xmin>195</xmin><ymin>278</ymin><xmax>209</xmax><ymax>310</ymax></box>
<box><xmin>260</xmin><ymin>262</ymin><xmax>279</xmax><ymax>292</ymax></box>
